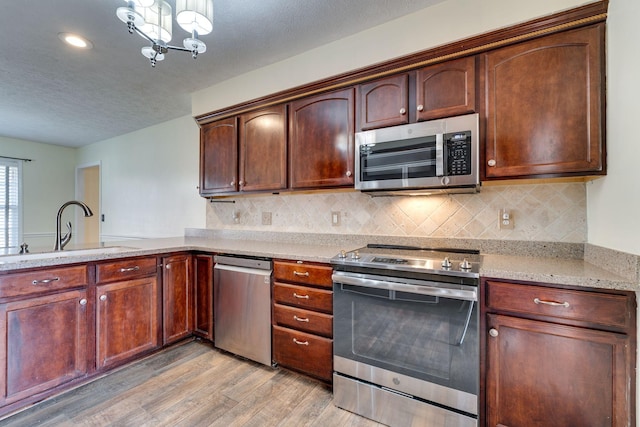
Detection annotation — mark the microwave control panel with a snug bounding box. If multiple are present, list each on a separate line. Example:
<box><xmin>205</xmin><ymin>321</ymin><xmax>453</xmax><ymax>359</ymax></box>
<box><xmin>445</xmin><ymin>131</ymin><xmax>472</xmax><ymax>176</ymax></box>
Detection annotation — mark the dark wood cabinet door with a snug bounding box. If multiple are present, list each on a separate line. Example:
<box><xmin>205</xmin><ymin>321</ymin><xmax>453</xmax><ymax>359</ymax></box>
<box><xmin>199</xmin><ymin>117</ymin><xmax>238</xmax><ymax>195</ymax></box>
<box><xmin>96</xmin><ymin>277</ymin><xmax>159</xmax><ymax>370</ymax></box>
<box><xmin>482</xmin><ymin>24</ymin><xmax>605</xmax><ymax>179</ymax></box>
<box><xmin>0</xmin><ymin>289</ymin><xmax>89</xmax><ymax>405</ymax></box>
<box><xmin>162</xmin><ymin>254</ymin><xmax>192</xmax><ymax>345</ymax></box>
<box><xmin>358</xmin><ymin>74</ymin><xmax>409</xmax><ymax>130</ymax></box>
<box><xmin>193</xmin><ymin>254</ymin><xmax>213</xmax><ymax>340</ymax></box>
<box><xmin>416</xmin><ymin>56</ymin><xmax>476</xmax><ymax>121</ymax></box>
<box><xmin>239</xmin><ymin>105</ymin><xmax>287</xmax><ymax>192</ymax></box>
<box><xmin>486</xmin><ymin>313</ymin><xmax>631</xmax><ymax>427</ymax></box>
<box><xmin>289</xmin><ymin>88</ymin><xmax>355</xmax><ymax>189</ymax></box>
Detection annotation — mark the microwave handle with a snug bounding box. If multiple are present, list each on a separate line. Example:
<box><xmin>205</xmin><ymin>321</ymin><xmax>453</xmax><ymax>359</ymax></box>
<box><xmin>435</xmin><ymin>133</ymin><xmax>444</xmax><ymax>177</ymax></box>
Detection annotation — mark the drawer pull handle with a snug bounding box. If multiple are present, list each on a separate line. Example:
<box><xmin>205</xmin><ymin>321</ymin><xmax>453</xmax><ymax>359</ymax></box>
<box><xmin>534</xmin><ymin>298</ymin><xmax>570</xmax><ymax>308</ymax></box>
<box><xmin>293</xmin><ymin>292</ymin><xmax>309</xmax><ymax>299</ymax></box>
<box><xmin>293</xmin><ymin>271</ymin><xmax>310</xmax><ymax>277</ymax></box>
<box><xmin>119</xmin><ymin>266</ymin><xmax>140</xmax><ymax>273</ymax></box>
<box><xmin>293</xmin><ymin>315</ymin><xmax>309</xmax><ymax>323</ymax></box>
<box><xmin>32</xmin><ymin>277</ymin><xmax>60</xmax><ymax>285</ymax></box>
<box><xmin>293</xmin><ymin>338</ymin><xmax>309</xmax><ymax>346</ymax></box>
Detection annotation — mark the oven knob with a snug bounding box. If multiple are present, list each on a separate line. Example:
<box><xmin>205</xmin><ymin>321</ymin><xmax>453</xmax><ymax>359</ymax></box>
<box><xmin>351</xmin><ymin>250</ymin><xmax>360</xmax><ymax>260</ymax></box>
<box><xmin>460</xmin><ymin>259</ymin><xmax>472</xmax><ymax>270</ymax></box>
<box><xmin>441</xmin><ymin>257</ymin><xmax>452</xmax><ymax>269</ymax></box>
<box><xmin>338</xmin><ymin>250</ymin><xmax>347</xmax><ymax>259</ymax></box>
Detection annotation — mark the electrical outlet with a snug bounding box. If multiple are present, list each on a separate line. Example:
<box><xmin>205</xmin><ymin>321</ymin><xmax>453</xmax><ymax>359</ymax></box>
<box><xmin>331</xmin><ymin>211</ymin><xmax>341</xmax><ymax>226</ymax></box>
<box><xmin>262</xmin><ymin>211</ymin><xmax>272</xmax><ymax>225</ymax></box>
<box><xmin>499</xmin><ymin>209</ymin><xmax>514</xmax><ymax>230</ymax></box>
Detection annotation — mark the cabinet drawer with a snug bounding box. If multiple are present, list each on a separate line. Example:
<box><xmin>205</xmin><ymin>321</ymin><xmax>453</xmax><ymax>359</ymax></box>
<box><xmin>273</xmin><ymin>261</ymin><xmax>333</xmax><ymax>288</ymax></box>
<box><xmin>96</xmin><ymin>257</ymin><xmax>158</xmax><ymax>284</ymax></box>
<box><xmin>273</xmin><ymin>283</ymin><xmax>332</xmax><ymax>313</ymax></box>
<box><xmin>273</xmin><ymin>303</ymin><xmax>333</xmax><ymax>337</ymax></box>
<box><xmin>485</xmin><ymin>280</ymin><xmax>632</xmax><ymax>330</ymax></box>
<box><xmin>273</xmin><ymin>325</ymin><xmax>332</xmax><ymax>382</ymax></box>
<box><xmin>0</xmin><ymin>265</ymin><xmax>88</xmax><ymax>298</ymax></box>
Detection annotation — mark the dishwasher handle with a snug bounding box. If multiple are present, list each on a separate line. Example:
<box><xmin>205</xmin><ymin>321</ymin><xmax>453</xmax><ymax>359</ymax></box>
<box><xmin>214</xmin><ymin>263</ymin><xmax>272</xmax><ymax>277</ymax></box>
<box><xmin>214</xmin><ymin>254</ymin><xmax>272</xmax><ymax>270</ymax></box>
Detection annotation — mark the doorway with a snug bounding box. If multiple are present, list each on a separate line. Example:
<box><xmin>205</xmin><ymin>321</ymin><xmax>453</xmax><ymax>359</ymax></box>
<box><xmin>76</xmin><ymin>163</ymin><xmax>100</xmax><ymax>244</ymax></box>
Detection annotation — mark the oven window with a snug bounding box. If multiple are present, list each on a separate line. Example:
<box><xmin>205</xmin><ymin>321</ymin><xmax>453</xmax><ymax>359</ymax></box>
<box><xmin>334</xmin><ymin>283</ymin><xmax>478</xmax><ymax>395</ymax></box>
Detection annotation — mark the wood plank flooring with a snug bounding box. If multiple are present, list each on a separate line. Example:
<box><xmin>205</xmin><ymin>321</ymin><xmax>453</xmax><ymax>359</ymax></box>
<box><xmin>0</xmin><ymin>340</ymin><xmax>384</xmax><ymax>427</ymax></box>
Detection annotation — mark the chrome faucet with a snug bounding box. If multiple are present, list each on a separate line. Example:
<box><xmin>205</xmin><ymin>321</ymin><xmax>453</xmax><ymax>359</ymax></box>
<box><xmin>54</xmin><ymin>201</ymin><xmax>94</xmax><ymax>251</ymax></box>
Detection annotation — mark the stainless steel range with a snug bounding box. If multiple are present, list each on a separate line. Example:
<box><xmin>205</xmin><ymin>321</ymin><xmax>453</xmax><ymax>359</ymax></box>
<box><xmin>331</xmin><ymin>244</ymin><xmax>480</xmax><ymax>427</ymax></box>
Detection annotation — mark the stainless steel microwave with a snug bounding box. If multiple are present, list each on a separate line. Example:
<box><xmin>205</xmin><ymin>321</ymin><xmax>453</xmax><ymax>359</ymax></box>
<box><xmin>355</xmin><ymin>113</ymin><xmax>479</xmax><ymax>194</ymax></box>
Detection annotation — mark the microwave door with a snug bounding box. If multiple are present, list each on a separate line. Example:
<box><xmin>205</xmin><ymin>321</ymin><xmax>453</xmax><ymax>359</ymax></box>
<box><xmin>435</xmin><ymin>133</ymin><xmax>444</xmax><ymax>177</ymax></box>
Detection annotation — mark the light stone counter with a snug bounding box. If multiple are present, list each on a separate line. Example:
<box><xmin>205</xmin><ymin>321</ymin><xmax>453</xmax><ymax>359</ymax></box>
<box><xmin>0</xmin><ymin>232</ymin><xmax>637</xmax><ymax>292</ymax></box>
<box><xmin>480</xmin><ymin>254</ymin><xmax>637</xmax><ymax>291</ymax></box>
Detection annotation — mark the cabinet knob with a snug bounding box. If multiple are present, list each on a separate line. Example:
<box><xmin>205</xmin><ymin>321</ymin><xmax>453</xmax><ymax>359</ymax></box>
<box><xmin>100</xmin><ymin>295</ymin><xmax>107</xmax><ymax>302</ymax></box>
<box><xmin>399</xmin><ymin>108</ymin><xmax>407</xmax><ymax>115</ymax></box>
<box><xmin>79</xmin><ymin>298</ymin><xmax>87</xmax><ymax>306</ymax></box>
<box><xmin>345</xmin><ymin>170</ymin><xmax>352</xmax><ymax>177</ymax></box>
<box><xmin>487</xmin><ymin>159</ymin><xmax>497</xmax><ymax>167</ymax></box>
<box><xmin>417</xmin><ymin>104</ymin><xmax>424</xmax><ymax>112</ymax></box>
<box><xmin>166</xmin><ymin>264</ymin><xmax>171</xmax><ymax>270</ymax></box>
<box><xmin>239</xmin><ymin>180</ymin><xmax>245</xmax><ymax>186</ymax></box>
<box><xmin>489</xmin><ymin>328</ymin><xmax>499</xmax><ymax>338</ymax></box>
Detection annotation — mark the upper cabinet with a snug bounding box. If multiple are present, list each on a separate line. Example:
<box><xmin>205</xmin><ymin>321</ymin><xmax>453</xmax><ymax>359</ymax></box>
<box><xmin>238</xmin><ymin>105</ymin><xmax>287</xmax><ymax>192</ymax></box>
<box><xmin>199</xmin><ymin>106</ymin><xmax>287</xmax><ymax>196</ymax></box>
<box><xmin>289</xmin><ymin>88</ymin><xmax>355</xmax><ymax>189</ymax></box>
<box><xmin>357</xmin><ymin>56</ymin><xmax>476</xmax><ymax>131</ymax></box>
<box><xmin>358</xmin><ymin>74</ymin><xmax>409</xmax><ymax>130</ymax></box>
<box><xmin>415</xmin><ymin>56</ymin><xmax>476</xmax><ymax>122</ymax></box>
<box><xmin>199</xmin><ymin>117</ymin><xmax>237</xmax><ymax>196</ymax></box>
<box><xmin>481</xmin><ymin>24</ymin><xmax>605</xmax><ymax>180</ymax></box>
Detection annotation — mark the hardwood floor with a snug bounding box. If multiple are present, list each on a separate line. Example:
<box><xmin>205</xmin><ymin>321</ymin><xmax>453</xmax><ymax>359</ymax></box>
<box><xmin>0</xmin><ymin>340</ymin><xmax>384</xmax><ymax>426</ymax></box>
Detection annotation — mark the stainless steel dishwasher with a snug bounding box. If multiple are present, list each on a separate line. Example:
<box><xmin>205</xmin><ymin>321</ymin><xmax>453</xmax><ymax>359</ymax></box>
<box><xmin>213</xmin><ymin>254</ymin><xmax>272</xmax><ymax>366</ymax></box>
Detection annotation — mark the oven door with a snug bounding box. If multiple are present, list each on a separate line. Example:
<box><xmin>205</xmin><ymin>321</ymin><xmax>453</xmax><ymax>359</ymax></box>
<box><xmin>332</xmin><ymin>271</ymin><xmax>478</xmax><ymax>416</ymax></box>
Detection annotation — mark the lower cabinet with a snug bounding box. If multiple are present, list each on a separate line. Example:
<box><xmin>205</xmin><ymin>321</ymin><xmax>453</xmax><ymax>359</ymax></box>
<box><xmin>272</xmin><ymin>260</ymin><xmax>333</xmax><ymax>383</ymax></box>
<box><xmin>162</xmin><ymin>254</ymin><xmax>192</xmax><ymax>345</ymax></box>
<box><xmin>483</xmin><ymin>279</ymin><xmax>635</xmax><ymax>427</ymax></box>
<box><xmin>95</xmin><ymin>257</ymin><xmax>160</xmax><ymax>371</ymax></box>
<box><xmin>0</xmin><ymin>289</ymin><xmax>89</xmax><ymax>405</ymax></box>
<box><xmin>193</xmin><ymin>254</ymin><xmax>214</xmax><ymax>340</ymax></box>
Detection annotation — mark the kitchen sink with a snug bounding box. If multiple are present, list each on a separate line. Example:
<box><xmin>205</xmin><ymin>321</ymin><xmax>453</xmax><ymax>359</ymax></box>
<box><xmin>0</xmin><ymin>246</ymin><xmax>136</xmax><ymax>264</ymax></box>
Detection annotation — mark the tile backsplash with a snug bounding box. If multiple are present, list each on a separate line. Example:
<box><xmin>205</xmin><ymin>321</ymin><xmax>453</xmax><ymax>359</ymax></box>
<box><xmin>206</xmin><ymin>183</ymin><xmax>586</xmax><ymax>243</ymax></box>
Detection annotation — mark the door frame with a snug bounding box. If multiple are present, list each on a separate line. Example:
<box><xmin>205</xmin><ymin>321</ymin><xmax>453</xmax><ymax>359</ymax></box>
<box><xmin>75</xmin><ymin>161</ymin><xmax>101</xmax><ymax>244</ymax></box>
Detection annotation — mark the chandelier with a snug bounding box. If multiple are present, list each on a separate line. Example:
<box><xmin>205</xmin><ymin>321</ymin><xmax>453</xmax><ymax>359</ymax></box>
<box><xmin>117</xmin><ymin>0</ymin><xmax>214</xmax><ymax>67</ymax></box>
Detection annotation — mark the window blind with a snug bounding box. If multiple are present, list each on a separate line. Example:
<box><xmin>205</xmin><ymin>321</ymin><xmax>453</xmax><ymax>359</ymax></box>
<box><xmin>0</xmin><ymin>159</ymin><xmax>21</xmax><ymax>249</ymax></box>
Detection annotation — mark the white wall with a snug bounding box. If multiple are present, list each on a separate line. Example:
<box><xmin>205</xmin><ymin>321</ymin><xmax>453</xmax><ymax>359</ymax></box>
<box><xmin>587</xmin><ymin>0</ymin><xmax>640</xmax><ymax>256</ymax></box>
<box><xmin>0</xmin><ymin>136</ymin><xmax>76</xmax><ymax>247</ymax></box>
<box><xmin>77</xmin><ymin>115</ymin><xmax>206</xmax><ymax>240</ymax></box>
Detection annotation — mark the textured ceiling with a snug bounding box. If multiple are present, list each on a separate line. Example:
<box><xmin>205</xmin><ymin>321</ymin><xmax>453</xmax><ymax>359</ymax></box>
<box><xmin>0</xmin><ymin>0</ymin><xmax>444</xmax><ymax>147</ymax></box>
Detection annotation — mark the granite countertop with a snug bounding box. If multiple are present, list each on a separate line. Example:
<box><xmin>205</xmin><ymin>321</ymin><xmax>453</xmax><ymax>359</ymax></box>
<box><xmin>0</xmin><ymin>234</ymin><xmax>637</xmax><ymax>292</ymax></box>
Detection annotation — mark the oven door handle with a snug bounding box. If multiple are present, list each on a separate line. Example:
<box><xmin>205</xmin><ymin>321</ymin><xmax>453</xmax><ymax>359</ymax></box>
<box><xmin>332</xmin><ymin>272</ymin><xmax>477</xmax><ymax>302</ymax></box>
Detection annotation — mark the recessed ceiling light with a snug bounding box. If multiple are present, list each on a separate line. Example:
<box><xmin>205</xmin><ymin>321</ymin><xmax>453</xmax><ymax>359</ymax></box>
<box><xmin>58</xmin><ymin>32</ymin><xmax>93</xmax><ymax>49</ymax></box>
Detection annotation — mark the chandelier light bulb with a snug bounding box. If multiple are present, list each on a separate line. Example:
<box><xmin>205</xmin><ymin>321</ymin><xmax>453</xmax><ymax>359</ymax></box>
<box><xmin>139</xmin><ymin>1</ymin><xmax>173</xmax><ymax>43</ymax></box>
<box><xmin>176</xmin><ymin>0</ymin><xmax>214</xmax><ymax>35</ymax></box>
